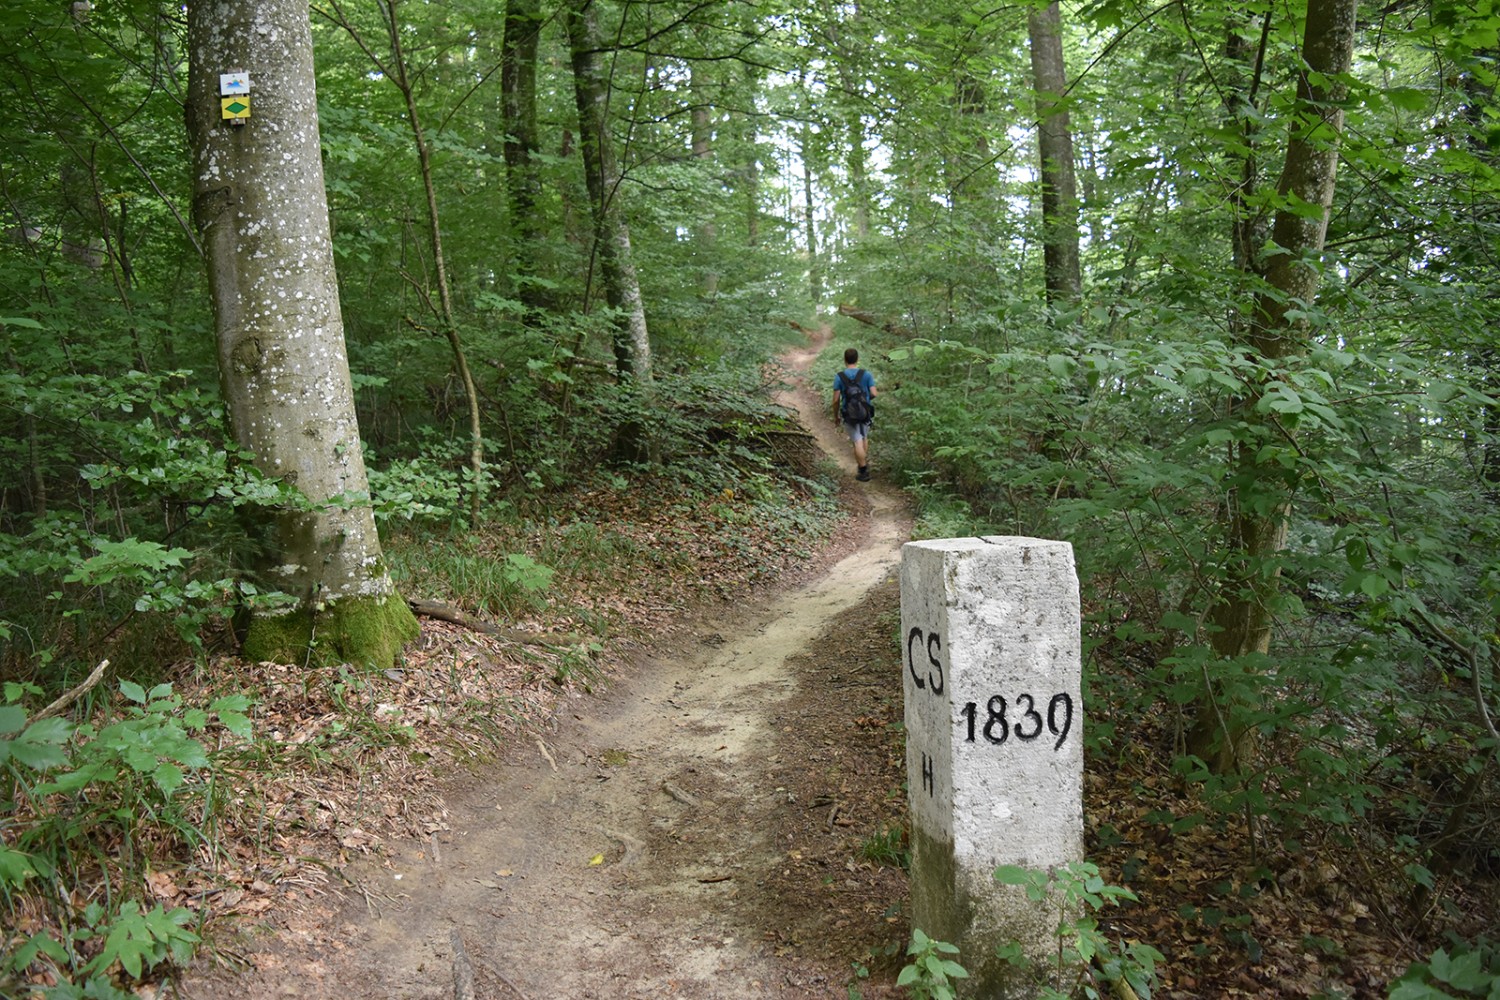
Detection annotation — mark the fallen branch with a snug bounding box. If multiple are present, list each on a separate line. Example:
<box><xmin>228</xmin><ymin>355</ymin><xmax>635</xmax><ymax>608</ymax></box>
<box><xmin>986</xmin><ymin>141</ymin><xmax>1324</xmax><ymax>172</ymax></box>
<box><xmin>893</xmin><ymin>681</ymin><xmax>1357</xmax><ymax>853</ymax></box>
<box><xmin>449</xmin><ymin>929</ymin><xmax>476</xmax><ymax>1000</ymax></box>
<box><xmin>662</xmin><ymin>781</ymin><xmax>700</xmax><ymax>808</ymax></box>
<box><xmin>34</xmin><ymin>659</ymin><xmax>111</xmax><ymax>722</ymax></box>
<box><xmin>836</xmin><ymin>303</ymin><xmax>913</xmax><ymax>338</ymax></box>
<box><xmin>535</xmin><ymin>738</ymin><xmax>557</xmax><ymax>772</ymax></box>
<box><xmin>407</xmin><ymin>598</ymin><xmax>586</xmax><ymax>648</ymax></box>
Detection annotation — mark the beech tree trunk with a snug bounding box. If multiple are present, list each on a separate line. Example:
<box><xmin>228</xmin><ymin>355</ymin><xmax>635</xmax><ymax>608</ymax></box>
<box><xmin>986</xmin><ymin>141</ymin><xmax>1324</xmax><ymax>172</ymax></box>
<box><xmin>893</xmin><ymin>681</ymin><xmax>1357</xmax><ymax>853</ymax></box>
<box><xmin>822</xmin><ymin>0</ymin><xmax>870</xmax><ymax>242</ymax></box>
<box><xmin>502</xmin><ymin>0</ymin><xmax>545</xmax><ymax>311</ymax></box>
<box><xmin>1027</xmin><ymin>0</ymin><xmax>1082</xmax><ymax>309</ymax></box>
<box><xmin>383</xmin><ymin>0</ymin><xmax>485</xmax><ymax>528</ymax></box>
<box><xmin>690</xmin><ymin>53</ymin><xmax>719</xmax><ymax>297</ymax></box>
<box><xmin>320</xmin><ymin>0</ymin><xmax>486</xmax><ymax>527</ymax></box>
<box><xmin>801</xmin><ymin>116</ymin><xmax>821</xmax><ymax>308</ymax></box>
<box><xmin>1226</xmin><ymin>8</ymin><xmax>1272</xmax><ymax>279</ymax></box>
<box><xmin>847</xmin><ymin>109</ymin><xmax>870</xmax><ymax>242</ymax></box>
<box><xmin>565</xmin><ymin>0</ymin><xmax>651</xmax><ymax>382</ymax></box>
<box><xmin>740</xmin><ymin>63</ymin><xmax>761</xmax><ymax>247</ymax></box>
<box><xmin>1189</xmin><ymin>0</ymin><xmax>1358</xmax><ymax>771</ymax></box>
<box><xmin>186</xmin><ymin>0</ymin><xmax>416</xmax><ymax>668</ymax></box>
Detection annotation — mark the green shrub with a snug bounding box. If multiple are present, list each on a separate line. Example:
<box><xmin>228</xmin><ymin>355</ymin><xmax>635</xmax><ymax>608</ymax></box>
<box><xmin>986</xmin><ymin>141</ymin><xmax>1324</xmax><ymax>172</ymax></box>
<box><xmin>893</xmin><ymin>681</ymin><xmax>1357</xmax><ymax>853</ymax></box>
<box><xmin>993</xmin><ymin>861</ymin><xmax>1163</xmax><ymax>1000</ymax></box>
<box><xmin>897</xmin><ymin>928</ymin><xmax>969</xmax><ymax>1000</ymax></box>
<box><xmin>1389</xmin><ymin>938</ymin><xmax>1500</xmax><ymax>999</ymax></box>
<box><xmin>1</xmin><ymin>682</ymin><xmax>250</xmax><ymax>992</ymax></box>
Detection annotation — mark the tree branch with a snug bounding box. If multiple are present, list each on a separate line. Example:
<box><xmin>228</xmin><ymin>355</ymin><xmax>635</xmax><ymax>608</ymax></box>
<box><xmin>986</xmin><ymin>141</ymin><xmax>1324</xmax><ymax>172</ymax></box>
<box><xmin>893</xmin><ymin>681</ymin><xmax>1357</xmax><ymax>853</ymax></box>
<box><xmin>34</xmin><ymin>660</ymin><xmax>112</xmax><ymax>722</ymax></box>
<box><xmin>407</xmin><ymin>598</ymin><xmax>588</xmax><ymax>649</ymax></box>
<box><xmin>1407</xmin><ymin>604</ymin><xmax>1500</xmax><ymax>748</ymax></box>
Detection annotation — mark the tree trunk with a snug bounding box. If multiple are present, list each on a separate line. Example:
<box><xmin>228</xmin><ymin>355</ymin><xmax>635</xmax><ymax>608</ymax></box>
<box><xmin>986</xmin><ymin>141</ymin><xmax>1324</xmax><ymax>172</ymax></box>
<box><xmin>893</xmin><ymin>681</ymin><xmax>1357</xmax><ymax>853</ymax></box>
<box><xmin>322</xmin><ymin>0</ymin><xmax>486</xmax><ymax>527</ymax></box>
<box><xmin>565</xmin><ymin>0</ymin><xmax>652</xmax><ymax>383</ymax></box>
<box><xmin>801</xmin><ymin>116</ymin><xmax>821</xmax><ymax>308</ymax></box>
<box><xmin>823</xmin><ymin>0</ymin><xmax>870</xmax><ymax>242</ymax></box>
<box><xmin>847</xmin><ymin>110</ymin><xmax>870</xmax><ymax>242</ymax></box>
<box><xmin>740</xmin><ymin>63</ymin><xmax>761</xmax><ymax>247</ymax></box>
<box><xmin>690</xmin><ymin>53</ymin><xmax>719</xmax><ymax>297</ymax></box>
<box><xmin>1188</xmin><ymin>0</ymin><xmax>1358</xmax><ymax>771</ymax></box>
<box><xmin>1454</xmin><ymin>54</ymin><xmax>1500</xmax><ymax>489</ymax></box>
<box><xmin>379</xmin><ymin>0</ymin><xmax>485</xmax><ymax>529</ymax></box>
<box><xmin>1026</xmin><ymin>0</ymin><xmax>1082</xmax><ymax>309</ymax></box>
<box><xmin>1227</xmin><ymin>8</ymin><xmax>1272</xmax><ymax>278</ymax></box>
<box><xmin>60</xmin><ymin>157</ymin><xmax>106</xmax><ymax>271</ymax></box>
<box><xmin>186</xmin><ymin>0</ymin><xmax>417</xmax><ymax>669</ymax></box>
<box><xmin>502</xmin><ymin>0</ymin><xmax>546</xmax><ymax>311</ymax></box>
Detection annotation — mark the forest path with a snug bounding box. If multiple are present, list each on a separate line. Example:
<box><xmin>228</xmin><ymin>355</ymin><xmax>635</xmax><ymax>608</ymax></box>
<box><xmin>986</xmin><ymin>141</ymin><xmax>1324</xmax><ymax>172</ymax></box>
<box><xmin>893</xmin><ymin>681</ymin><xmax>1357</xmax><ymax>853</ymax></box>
<box><xmin>188</xmin><ymin>329</ymin><xmax>914</xmax><ymax>999</ymax></box>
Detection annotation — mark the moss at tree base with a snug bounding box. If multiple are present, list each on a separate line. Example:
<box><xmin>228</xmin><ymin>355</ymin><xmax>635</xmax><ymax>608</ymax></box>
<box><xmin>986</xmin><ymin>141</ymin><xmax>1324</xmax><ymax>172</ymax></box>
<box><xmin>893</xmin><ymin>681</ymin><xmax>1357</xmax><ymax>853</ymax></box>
<box><xmin>242</xmin><ymin>592</ymin><xmax>419</xmax><ymax>669</ymax></box>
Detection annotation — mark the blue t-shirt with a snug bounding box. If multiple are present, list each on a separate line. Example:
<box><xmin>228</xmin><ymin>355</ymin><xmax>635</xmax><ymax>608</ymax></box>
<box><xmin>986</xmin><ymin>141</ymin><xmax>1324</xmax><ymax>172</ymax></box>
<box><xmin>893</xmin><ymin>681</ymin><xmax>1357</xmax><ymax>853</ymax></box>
<box><xmin>834</xmin><ymin>367</ymin><xmax>875</xmax><ymax>419</ymax></box>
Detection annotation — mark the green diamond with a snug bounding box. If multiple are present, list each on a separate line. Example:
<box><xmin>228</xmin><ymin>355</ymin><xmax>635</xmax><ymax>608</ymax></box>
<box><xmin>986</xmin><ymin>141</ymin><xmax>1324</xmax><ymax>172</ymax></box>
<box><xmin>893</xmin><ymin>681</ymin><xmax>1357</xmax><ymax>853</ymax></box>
<box><xmin>226</xmin><ymin>100</ymin><xmax>248</xmax><ymax>114</ymax></box>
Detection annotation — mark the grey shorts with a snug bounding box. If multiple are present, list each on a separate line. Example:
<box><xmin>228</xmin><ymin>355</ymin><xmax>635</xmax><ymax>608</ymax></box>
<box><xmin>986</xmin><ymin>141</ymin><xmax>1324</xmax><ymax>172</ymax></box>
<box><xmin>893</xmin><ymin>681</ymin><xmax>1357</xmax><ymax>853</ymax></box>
<box><xmin>844</xmin><ymin>420</ymin><xmax>871</xmax><ymax>443</ymax></box>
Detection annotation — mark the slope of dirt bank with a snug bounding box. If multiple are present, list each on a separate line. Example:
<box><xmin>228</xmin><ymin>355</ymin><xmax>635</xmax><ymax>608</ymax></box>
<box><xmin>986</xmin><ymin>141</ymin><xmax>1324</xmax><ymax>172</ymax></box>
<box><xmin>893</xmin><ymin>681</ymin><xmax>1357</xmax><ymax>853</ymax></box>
<box><xmin>178</xmin><ymin>334</ymin><xmax>919</xmax><ymax>999</ymax></box>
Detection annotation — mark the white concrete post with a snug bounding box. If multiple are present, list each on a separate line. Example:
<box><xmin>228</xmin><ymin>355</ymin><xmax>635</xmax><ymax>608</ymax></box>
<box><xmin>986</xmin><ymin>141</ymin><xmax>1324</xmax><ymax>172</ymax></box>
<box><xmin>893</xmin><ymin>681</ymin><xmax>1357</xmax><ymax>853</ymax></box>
<box><xmin>901</xmin><ymin>536</ymin><xmax>1083</xmax><ymax>997</ymax></box>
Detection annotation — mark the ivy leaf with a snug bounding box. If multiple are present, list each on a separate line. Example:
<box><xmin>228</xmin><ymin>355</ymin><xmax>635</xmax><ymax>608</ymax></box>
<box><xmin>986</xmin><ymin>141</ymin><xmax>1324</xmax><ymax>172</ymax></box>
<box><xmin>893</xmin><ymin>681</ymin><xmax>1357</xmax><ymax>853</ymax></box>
<box><xmin>1</xmin><ymin>715</ymin><xmax>72</xmax><ymax>770</ymax></box>
<box><xmin>1145</xmin><ymin>374</ymin><xmax>1187</xmax><ymax>397</ymax></box>
<box><xmin>1160</xmin><ymin>610</ymin><xmax>1199</xmax><ymax>634</ymax></box>
<box><xmin>209</xmin><ymin>694</ymin><xmax>253</xmax><ymax>713</ymax></box>
<box><xmin>1426</xmin><ymin>379</ymin><xmax>1459</xmax><ymax>403</ymax></box>
<box><xmin>1404</xmin><ymin>863</ymin><xmax>1436</xmax><ymax>891</ymax></box>
<box><xmin>993</xmin><ymin>864</ymin><xmax>1032</xmax><ymax>885</ymax></box>
<box><xmin>6</xmin><ymin>931</ymin><xmax>68</xmax><ymax>978</ymax></box>
<box><xmin>1279</xmin><ymin>191</ymin><xmax>1330</xmax><ymax>220</ymax></box>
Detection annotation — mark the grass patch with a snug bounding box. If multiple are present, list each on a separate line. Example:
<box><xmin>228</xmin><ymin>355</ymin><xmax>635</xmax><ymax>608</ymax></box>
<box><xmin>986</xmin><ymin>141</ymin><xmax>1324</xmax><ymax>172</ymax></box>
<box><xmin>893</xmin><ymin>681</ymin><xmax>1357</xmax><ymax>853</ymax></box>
<box><xmin>859</xmin><ymin>822</ymin><xmax>910</xmax><ymax>870</ymax></box>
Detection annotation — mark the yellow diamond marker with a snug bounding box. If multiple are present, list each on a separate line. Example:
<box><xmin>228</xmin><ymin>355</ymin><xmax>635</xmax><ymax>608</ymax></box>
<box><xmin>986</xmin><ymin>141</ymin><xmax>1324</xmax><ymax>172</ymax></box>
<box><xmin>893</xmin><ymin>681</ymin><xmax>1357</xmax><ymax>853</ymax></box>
<box><xmin>220</xmin><ymin>97</ymin><xmax>251</xmax><ymax>120</ymax></box>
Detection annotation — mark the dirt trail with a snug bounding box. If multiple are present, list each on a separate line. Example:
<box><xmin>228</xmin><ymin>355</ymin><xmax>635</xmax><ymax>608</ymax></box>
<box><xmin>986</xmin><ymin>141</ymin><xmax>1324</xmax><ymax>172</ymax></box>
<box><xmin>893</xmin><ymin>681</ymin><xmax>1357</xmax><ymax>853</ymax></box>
<box><xmin>188</xmin><ymin>333</ymin><xmax>912</xmax><ymax>999</ymax></box>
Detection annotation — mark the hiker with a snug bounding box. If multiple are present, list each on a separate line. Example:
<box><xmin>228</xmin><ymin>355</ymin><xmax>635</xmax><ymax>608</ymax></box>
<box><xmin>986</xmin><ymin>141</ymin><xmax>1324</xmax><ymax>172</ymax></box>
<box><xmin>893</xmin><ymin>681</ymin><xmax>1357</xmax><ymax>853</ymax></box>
<box><xmin>831</xmin><ymin>347</ymin><xmax>877</xmax><ymax>482</ymax></box>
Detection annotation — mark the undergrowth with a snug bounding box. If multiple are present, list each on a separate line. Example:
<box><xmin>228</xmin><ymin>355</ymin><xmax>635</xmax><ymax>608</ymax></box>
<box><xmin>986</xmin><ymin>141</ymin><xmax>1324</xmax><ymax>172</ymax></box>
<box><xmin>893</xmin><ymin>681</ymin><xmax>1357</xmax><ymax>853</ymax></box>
<box><xmin>823</xmin><ymin>289</ymin><xmax>1500</xmax><ymax>994</ymax></box>
<box><xmin>1</xmin><ymin>449</ymin><xmax>844</xmax><ymax>997</ymax></box>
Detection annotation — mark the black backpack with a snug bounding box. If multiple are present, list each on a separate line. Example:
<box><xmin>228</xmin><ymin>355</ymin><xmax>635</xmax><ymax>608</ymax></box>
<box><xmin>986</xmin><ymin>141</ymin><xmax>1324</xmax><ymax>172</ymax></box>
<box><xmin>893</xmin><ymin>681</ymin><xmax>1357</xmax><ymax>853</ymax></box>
<box><xmin>838</xmin><ymin>369</ymin><xmax>873</xmax><ymax>423</ymax></box>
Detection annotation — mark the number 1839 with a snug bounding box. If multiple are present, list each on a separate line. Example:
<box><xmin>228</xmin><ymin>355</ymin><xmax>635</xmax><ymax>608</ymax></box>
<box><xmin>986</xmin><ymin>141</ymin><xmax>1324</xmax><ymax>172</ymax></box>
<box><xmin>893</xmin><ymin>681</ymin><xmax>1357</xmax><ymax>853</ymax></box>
<box><xmin>958</xmin><ymin>693</ymin><xmax>1074</xmax><ymax>751</ymax></box>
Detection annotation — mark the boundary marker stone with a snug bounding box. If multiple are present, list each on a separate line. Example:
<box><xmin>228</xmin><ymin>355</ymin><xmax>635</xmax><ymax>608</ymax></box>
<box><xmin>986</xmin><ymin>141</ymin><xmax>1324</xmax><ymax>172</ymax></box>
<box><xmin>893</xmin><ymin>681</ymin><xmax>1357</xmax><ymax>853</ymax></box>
<box><xmin>900</xmin><ymin>536</ymin><xmax>1083</xmax><ymax>996</ymax></box>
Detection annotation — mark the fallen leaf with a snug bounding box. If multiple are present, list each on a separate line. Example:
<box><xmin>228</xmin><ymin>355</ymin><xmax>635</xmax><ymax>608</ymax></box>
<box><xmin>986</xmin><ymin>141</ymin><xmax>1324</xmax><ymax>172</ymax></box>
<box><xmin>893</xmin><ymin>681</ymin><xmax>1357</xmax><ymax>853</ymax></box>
<box><xmin>145</xmin><ymin>871</ymin><xmax>179</xmax><ymax>900</ymax></box>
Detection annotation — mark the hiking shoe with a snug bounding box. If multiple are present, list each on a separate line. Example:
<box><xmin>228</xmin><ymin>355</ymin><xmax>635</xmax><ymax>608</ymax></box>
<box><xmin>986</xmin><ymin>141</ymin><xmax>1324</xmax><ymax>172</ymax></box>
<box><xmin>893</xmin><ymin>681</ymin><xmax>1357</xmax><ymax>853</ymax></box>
<box><xmin>857</xmin><ymin>467</ymin><xmax>871</xmax><ymax>482</ymax></box>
